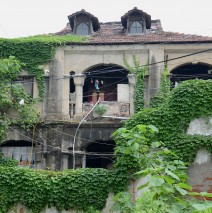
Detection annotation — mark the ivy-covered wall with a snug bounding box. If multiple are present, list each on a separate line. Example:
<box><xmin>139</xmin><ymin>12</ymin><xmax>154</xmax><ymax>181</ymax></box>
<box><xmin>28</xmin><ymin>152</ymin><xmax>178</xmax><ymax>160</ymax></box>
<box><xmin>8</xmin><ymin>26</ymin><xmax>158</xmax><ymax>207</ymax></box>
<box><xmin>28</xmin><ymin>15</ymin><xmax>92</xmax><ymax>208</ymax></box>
<box><xmin>126</xmin><ymin>79</ymin><xmax>212</xmax><ymax>163</ymax></box>
<box><xmin>0</xmin><ymin>167</ymin><xmax>128</xmax><ymax>213</ymax></box>
<box><xmin>0</xmin><ymin>35</ymin><xmax>86</xmax><ymax>97</ymax></box>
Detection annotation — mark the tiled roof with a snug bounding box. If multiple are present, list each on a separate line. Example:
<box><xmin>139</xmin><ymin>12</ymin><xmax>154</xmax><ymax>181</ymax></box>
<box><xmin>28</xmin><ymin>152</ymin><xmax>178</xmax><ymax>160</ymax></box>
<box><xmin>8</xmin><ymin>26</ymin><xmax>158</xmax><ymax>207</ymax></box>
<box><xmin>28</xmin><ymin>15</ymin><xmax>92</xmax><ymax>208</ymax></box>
<box><xmin>55</xmin><ymin>22</ymin><xmax>212</xmax><ymax>44</ymax></box>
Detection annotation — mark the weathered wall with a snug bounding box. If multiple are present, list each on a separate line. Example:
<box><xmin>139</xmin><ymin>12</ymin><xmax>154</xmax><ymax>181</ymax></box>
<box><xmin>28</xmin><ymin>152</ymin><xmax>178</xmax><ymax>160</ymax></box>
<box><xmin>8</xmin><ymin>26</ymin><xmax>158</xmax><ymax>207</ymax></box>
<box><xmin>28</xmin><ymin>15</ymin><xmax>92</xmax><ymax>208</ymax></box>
<box><xmin>187</xmin><ymin>117</ymin><xmax>212</xmax><ymax>197</ymax></box>
<box><xmin>41</xmin><ymin>43</ymin><xmax>212</xmax><ymax>121</ymax></box>
<box><xmin>3</xmin><ymin>123</ymin><xmax>122</xmax><ymax>170</ymax></box>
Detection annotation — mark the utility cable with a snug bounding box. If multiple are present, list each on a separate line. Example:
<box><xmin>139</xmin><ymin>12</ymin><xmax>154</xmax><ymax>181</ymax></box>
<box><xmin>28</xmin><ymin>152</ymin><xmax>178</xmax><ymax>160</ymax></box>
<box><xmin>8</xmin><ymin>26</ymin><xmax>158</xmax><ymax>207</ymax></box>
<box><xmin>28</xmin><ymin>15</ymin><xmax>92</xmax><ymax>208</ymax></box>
<box><xmin>72</xmin><ymin>98</ymin><xmax>100</xmax><ymax>170</ymax></box>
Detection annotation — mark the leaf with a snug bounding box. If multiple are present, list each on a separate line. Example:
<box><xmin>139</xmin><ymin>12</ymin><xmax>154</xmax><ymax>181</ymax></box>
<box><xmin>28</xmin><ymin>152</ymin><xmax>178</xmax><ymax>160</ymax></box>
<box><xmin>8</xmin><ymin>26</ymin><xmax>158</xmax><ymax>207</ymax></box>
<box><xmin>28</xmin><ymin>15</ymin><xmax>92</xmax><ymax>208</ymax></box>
<box><xmin>148</xmin><ymin>125</ymin><xmax>159</xmax><ymax>133</ymax></box>
<box><xmin>175</xmin><ymin>186</ymin><xmax>187</xmax><ymax>195</ymax></box>
<box><xmin>149</xmin><ymin>176</ymin><xmax>165</xmax><ymax>187</ymax></box>
<box><xmin>188</xmin><ymin>191</ymin><xmax>199</xmax><ymax>196</ymax></box>
<box><xmin>165</xmin><ymin>169</ymin><xmax>180</xmax><ymax>181</ymax></box>
<box><xmin>151</xmin><ymin>142</ymin><xmax>161</xmax><ymax>148</ymax></box>
<box><xmin>200</xmin><ymin>192</ymin><xmax>212</xmax><ymax>198</ymax></box>
<box><xmin>176</xmin><ymin>183</ymin><xmax>192</xmax><ymax>190</ymax></box>
<box><xmin>192</xmin><ymin>203</ymin><xmax>212</xmax><ymax>211</ymax></box>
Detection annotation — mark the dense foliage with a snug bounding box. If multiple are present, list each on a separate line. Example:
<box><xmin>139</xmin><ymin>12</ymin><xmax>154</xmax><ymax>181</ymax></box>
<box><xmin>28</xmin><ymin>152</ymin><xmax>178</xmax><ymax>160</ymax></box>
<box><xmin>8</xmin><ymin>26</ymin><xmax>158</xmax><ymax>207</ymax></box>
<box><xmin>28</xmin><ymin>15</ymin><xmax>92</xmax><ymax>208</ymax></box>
<box><xmin>0</xmin><ymin>56</ymin><xmax>39</xmax><ymax>142</ymax></box>
<box><xmin>0</xmin><ymin>157</ymin><xmax>18</xmax><ymax>167</ymax></box>
<box><xmin>0</xmin><ymin>35</ymin><xmax>86</xmax><ymax>97</ymax></box>
<box><xmin>112</xmin><ymin>124</ymin><xmax>212</xmax><ymax>213</ymax></box>
<box><xmin>0</xmin><ymin>167</ymin><xmax>128</xmax><ymax>213</ymax></box>
<box><xmin>125</xmin><ymin>79</ymin><xmax>212</xmax><ymax>162</ymax></box>
<box><xmin>150</xmin><ymin>63</ymin><xmax>170</xmax><ymax>108</ymax></box>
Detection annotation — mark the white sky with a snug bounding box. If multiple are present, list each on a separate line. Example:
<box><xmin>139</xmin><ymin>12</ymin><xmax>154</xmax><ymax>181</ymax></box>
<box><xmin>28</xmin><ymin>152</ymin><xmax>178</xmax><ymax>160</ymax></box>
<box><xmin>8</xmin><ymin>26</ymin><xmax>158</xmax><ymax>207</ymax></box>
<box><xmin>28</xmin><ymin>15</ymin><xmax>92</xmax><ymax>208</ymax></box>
<box><xmin>0</xmin><ymin>0</ymin><xmax>212</xmax><ymax>38</ymax></box>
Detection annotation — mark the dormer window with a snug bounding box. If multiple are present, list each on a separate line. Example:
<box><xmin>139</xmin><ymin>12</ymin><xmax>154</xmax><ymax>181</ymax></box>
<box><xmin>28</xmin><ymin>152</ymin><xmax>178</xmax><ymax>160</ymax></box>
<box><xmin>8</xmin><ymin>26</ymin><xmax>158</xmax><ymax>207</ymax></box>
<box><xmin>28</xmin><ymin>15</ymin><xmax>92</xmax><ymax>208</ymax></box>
<box><xmin>68</xmin><ymin>9</ymin><xmax>100</xmax><ymax>36</ymax></box>
<box><xmin>121</xmin><ymin>7</ymin><xmax>151</xmax><ymax>35</ymax></box>
<box><xmin>76</xmin><ymin>22</ymin><xmax>89</xmax><ymax>35</ymax></box>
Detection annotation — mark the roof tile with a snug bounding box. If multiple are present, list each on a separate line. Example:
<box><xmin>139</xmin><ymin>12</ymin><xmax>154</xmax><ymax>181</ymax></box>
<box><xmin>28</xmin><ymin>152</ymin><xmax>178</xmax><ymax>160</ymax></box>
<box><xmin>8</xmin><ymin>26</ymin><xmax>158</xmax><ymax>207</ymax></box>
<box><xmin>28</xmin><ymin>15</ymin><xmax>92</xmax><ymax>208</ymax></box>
<box><xmin>55</xmin><ymin>22</ymin><xmax>212</xmax><ymax>44</ymax></box>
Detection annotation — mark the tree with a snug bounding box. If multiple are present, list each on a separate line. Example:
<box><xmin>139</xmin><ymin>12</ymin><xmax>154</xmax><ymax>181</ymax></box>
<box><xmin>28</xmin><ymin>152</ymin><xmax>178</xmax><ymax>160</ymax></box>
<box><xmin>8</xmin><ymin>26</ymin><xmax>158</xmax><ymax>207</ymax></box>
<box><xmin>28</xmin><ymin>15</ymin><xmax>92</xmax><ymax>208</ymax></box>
<box><xmin>0</xmin><ymin>56</ymin><xmax>39</xmax><ymax>143</ymax></box>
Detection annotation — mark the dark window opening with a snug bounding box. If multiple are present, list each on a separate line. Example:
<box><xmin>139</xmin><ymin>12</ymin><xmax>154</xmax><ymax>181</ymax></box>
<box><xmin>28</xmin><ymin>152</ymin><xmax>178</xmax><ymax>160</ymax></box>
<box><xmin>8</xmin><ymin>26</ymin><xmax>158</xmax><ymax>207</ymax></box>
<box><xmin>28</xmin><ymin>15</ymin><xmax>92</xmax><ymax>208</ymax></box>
<box><xmin>70</xmin><ymin>71</ymin><xmax>76</xmax><ymax>93</ymax></box>
<box><xmin>83</xmin><ymin>65</ymin><xmax>129</xmax><ymax>102</ymax></box>
<box><xmin>171</xmin><ymin>63</ymin><xmax>212</xmax><ymax>88</ymax></box>
<box><xmin>85</xmin><ymin>140</ymin><xmax>115</xmax><ymax>169</ymax></box>
<box><xmin>0</xmin><ymin>140</ymin><xmax>35</xmax><ymax>166</ymax></box>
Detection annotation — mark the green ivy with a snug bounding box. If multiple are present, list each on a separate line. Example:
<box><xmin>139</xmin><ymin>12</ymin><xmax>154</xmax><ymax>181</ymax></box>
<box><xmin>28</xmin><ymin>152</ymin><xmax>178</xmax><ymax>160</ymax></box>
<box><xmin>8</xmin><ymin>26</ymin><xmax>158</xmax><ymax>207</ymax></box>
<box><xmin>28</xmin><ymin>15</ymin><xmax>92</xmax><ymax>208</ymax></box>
<box><xmin>0</xmin><ymin>158</ymin><xmax>18</xmax><ymax>167</ymax></box>
<box><xmin>0</xmin><ymin>167</ymin><xmax>128</xmax><ymax>213</ymax></box>
<box><xmin>0</xmin><ymin>57</ymin><xmax>40</xmax><ymax>142</ymax></box>
<box><xmin>125</xmin><ymin>79</ymin><xmax>212</xmax><ymax>163</ymax></box>
<box><xmin>124</xmin><ymin>55</ymin><xmax>148</xmax><ymax>113</ymax></box>
<box><xmin>0</xmin><ymin>35</ymin><xmax>87</xmax><ymax>98</ymax></box>
<box><xmin>150</xmin><ymin>63</ymin><xmax>170</xmax><ymax>108</ymax></box>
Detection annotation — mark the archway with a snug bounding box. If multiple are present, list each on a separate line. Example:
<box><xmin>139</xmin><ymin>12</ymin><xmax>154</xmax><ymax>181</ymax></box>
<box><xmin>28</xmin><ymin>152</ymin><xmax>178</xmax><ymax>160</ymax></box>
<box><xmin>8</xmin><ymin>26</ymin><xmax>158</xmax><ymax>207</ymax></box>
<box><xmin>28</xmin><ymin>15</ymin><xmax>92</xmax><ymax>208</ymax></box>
<box><xmin>170</xmin><ymin>63</ymin><xmax>212</xmax><ymax>87</ymax></box>
<box><xmin>83</xmin><ymin>64</ymin><xmax>129</xmax><ymax>102</ymax></box>
<box><xmin>0</xmin><ymin>140</ymin><xmax>35</xmax><ymax>166</ymax></box>
<box><xmin>85</xmin><ymin>140</ymin><xmax>115</xmax><ymax>169</ymax></box>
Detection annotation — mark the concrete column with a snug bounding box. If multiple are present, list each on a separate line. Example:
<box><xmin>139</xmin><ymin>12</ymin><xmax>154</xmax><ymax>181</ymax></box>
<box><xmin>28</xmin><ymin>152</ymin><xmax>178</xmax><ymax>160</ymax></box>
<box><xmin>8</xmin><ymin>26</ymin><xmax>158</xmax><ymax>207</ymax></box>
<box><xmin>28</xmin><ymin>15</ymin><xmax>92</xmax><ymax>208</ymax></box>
<box><xmin>128</xmin><ymin>74</ymin><xmax>136</xmax><ymax>115</ymax></box>
<box><xmin>46</xmin><ymin>47</ymin><xmax>70</xmax><ymax>121</ymax></box>
<box><xmin>148</xmin><ymin>48</ymin><xmax>165</xmax><ymax>100</ymax></box>
<box><xmin>73</xmin><ymin>74</ymin><xmax>85</xmax><ymax>120</ymax></box>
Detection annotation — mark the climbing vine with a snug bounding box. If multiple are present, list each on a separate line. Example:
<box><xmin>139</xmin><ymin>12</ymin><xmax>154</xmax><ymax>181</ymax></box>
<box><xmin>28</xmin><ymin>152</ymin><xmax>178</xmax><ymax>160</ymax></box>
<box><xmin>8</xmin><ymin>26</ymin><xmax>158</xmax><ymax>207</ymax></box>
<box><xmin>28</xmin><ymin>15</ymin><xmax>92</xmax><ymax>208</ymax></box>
<box><xmin>0</xmin><ymin>167</ymin><xmax>128</xmax><ymax>213</ymax></box>
<box><xmin>150</xmin><ymin>63</ymin><xmax>170</xmax><ymax>108</ymax></box>
<box><xmin>125</xmin><ymin>79</ymin><xmax>212</xmax><ymax>163</ymax></box>
<box><xmin>0</xmin><ymin>34</ymin><xmax>87</xmax><ymax>98</ymax></box>
<box><xmin>124</xmin><ymin>55</ymin><xmax>148</xmax><ymax>113</ymax></box>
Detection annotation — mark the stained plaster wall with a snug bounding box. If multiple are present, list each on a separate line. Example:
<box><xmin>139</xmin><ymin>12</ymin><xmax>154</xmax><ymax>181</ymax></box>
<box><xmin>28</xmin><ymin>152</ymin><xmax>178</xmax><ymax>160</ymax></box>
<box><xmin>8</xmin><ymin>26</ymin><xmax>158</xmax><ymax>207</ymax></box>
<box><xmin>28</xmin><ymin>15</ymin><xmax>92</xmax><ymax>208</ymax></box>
<box><xmin>43</xmin><ymin>43</ymin><xmax>212</xmax><ymax>121</ymax></box>
<box><xmin>187</xmin><ymin>117</ymin><xmax>212</xmax><ymax>198</ymax></box>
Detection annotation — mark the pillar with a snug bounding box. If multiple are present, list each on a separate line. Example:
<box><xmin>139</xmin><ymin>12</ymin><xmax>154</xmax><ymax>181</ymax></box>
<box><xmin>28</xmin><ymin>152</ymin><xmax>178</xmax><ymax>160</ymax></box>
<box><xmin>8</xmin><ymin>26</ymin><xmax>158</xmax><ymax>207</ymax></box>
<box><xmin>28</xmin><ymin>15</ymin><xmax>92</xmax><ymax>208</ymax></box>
<box><xmin>46</xmin><ymin>47</ymin><xmax>70</xmax><ymax>121</ymax></box>
<box><xmin>128</xmin><ymin>74</ymin><xmax>136</xmax><ymax>116</ymax></box>
<box><xmin>148</xmin><ymin>48</ymin><xmax>165</xmax><ymax>100</ymax></box>
<box><xmin>73</xmin><ymin>74</ymin><xmax>85</xmax><ymax>120</ymax></box>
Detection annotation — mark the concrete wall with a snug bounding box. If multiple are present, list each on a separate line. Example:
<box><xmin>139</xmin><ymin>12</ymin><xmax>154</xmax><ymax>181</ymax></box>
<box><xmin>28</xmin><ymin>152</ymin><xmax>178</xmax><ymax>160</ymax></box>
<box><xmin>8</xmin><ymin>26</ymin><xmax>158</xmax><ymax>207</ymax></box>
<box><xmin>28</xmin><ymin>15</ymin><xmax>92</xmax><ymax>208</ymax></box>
<box><xmin>40</xmin><ymin>43</ymin><xmax>212</xmax><ymax>121</ymax></box>
<box><xmin>2</xmin><ymin>123</ymin><xmax>122</xmax><ymax>170</ymax></box>
<box><xmin>187</xmin><ymin>117</ymin><xmax>212</xmax><ymax>198</ymax></box>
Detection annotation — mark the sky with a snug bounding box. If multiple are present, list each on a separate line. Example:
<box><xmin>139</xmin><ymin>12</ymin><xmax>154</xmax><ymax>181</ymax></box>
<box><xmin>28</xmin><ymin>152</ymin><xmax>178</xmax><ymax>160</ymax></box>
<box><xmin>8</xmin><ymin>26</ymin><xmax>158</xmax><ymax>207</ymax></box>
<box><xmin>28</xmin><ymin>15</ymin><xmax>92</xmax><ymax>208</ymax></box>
<box><xmin>0</xmin><ymin>0</ymin><xmax>212</xmax><ymax>38</ymax></box>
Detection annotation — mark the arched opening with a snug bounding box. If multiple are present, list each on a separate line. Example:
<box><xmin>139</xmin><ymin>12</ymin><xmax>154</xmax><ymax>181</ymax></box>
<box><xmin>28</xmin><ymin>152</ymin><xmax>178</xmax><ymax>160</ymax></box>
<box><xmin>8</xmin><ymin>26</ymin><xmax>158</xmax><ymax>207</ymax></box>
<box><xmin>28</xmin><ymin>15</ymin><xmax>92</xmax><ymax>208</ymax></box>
<box><xmin>171</xmin><ymin>63</ymin><xmax>212</xmax><ymax>87</ymax></box>
<box><xmin>83</xmin><ymin>64</ymin><xmax>129</xmax><ymax>103</ymax></box>
<box><xmin>85</xmin><ymin>140</ymin><xmax>115</xmax><ymax>169</ymax></box>
<box><xmin>0</xmin><ymin>140</ymin><xmax>35</xmax><ymax>166</ymax></box>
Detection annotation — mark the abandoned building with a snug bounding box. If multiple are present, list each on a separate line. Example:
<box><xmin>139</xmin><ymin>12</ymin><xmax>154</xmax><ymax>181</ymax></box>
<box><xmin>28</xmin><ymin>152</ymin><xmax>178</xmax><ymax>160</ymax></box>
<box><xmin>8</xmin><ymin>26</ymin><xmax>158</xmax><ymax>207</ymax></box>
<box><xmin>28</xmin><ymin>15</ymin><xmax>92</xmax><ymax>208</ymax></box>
<box><xmin>1</xmin><ymin>7</ymin><xmax>212</xmax><ymax>171</ymax></box>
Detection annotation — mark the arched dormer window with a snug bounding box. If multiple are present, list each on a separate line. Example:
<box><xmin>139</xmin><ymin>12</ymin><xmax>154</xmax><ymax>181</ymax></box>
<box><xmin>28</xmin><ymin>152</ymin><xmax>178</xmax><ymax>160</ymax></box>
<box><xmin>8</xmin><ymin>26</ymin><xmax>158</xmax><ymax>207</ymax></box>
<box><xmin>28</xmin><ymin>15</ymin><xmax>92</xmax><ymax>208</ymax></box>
<box><xmin>76</xmin><ymin>22</ymin><xmax>89</xmax><ymax>35</ymax></box>
<box><xmin>68</xmin><ymin>9</ymin><xmax>100</xmax><ymax>36</ymax></box>
<box><xmin>121</xmin><ymin>7</ymin><xmax>151</xmax><ymax>35</ymax></box>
